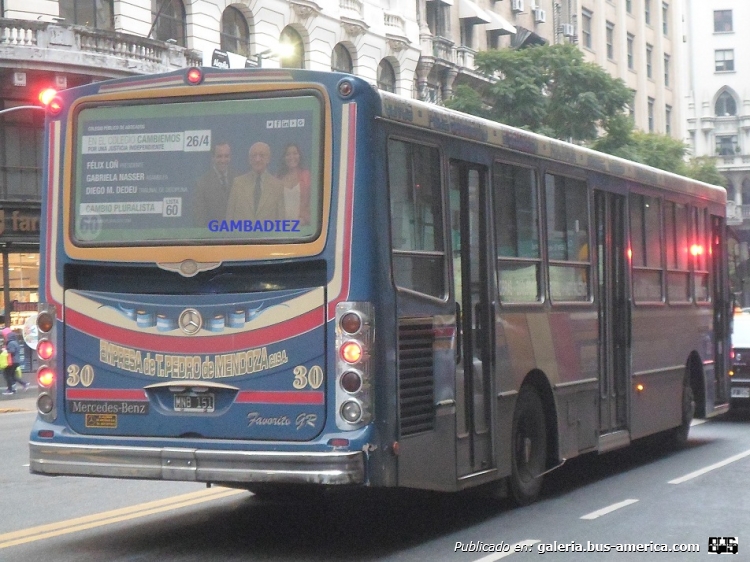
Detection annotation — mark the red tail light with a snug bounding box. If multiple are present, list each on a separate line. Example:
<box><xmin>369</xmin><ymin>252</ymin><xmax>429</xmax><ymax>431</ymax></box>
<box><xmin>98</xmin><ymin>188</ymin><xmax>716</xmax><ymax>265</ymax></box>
<box><xmin>37</xmin><ymin>367</ymin><xmax>55</xmax><ymax>388</ymax></box>
<box><xmin>37</xmin><ymin>339</ymin><xmax>54</xmax><ymax>361</ymax></box>
<box><xmin>340</xmin><ymin>341</ymin><xmax>363</xmax><ymax>363</ymax></box>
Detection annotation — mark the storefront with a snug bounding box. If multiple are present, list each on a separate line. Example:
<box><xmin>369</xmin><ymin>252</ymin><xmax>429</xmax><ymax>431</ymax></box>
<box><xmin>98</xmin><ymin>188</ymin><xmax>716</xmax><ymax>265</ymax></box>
<box><xmin>0</xmin><ymin>203</ymin><xmax>40</xmax><ymax>370</ymax></box>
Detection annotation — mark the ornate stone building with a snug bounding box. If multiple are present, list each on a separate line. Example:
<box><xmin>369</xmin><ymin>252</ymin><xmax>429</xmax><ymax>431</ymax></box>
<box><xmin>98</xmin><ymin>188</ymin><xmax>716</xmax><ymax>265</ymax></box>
<box><xmin>0</xmin><ymin>0</ymin><xmax>682</xmax><ymax>324</ymax></box>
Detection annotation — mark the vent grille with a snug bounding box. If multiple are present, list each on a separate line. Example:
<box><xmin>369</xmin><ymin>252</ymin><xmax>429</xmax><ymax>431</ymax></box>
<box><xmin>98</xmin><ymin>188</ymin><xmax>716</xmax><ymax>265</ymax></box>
<box><xmin>398</xmin><ymin>319</ymin><xmax>435</xmax><ymax>436</ymax></box>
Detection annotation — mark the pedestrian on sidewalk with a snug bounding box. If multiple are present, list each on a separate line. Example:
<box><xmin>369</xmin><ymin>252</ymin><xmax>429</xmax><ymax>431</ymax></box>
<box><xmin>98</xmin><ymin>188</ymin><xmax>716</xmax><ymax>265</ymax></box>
<box><xmin>2</xmin><ymin>328</ymin><xmax>28</xmax><ymax>395</ymax></box>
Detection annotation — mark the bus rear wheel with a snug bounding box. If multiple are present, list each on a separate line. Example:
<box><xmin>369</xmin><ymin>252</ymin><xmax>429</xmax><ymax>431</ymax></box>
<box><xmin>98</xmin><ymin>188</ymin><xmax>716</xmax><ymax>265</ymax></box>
<box><xmin>670</xmin><ymin>378</ymin><xmax>695</xmax><ymax>447</ymax></box>
<box><xmin>510</xmin><ymin>387</ymin><xmax>547</xmax><ymax>506</ymax></box>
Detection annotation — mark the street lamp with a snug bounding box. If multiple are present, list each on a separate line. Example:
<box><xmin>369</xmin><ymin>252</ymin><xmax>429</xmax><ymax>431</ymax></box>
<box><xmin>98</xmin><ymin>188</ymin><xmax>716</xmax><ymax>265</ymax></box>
<box><xmin>0</xmin><ymin>88</ymin><xmax>58</xmax><ymax>117</ymax></box>
<box><xmin>255</xmin><ymin>48</ymin><xmax>274</xmax><ymax>67</ymax></box>
<box><xmin>254</xmin><ymin>42</ymin><xmax>295</xmax><ymax>68</ymax></box>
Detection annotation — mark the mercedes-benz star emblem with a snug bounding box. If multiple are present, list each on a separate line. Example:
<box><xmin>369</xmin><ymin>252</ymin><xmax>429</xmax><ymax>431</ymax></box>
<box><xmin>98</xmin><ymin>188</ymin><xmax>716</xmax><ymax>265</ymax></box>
<box><xmin>178</xmin><ymin>309</ymin><xmax>203</xmax><ymax>335</ymax></box>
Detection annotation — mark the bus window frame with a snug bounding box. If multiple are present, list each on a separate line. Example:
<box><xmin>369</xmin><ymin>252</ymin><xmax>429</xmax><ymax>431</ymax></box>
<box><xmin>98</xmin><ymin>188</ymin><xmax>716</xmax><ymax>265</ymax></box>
<box><xmin>692</xmin><ymin>205</ymin><xmax>712</xmax><ymax>306</ymax></box>
<box><xmin>664</xmin><ymin>198</ymin><xmax>692</xmax><ymax>306</ymax></box>
<box><xmin>541</xmin><ymin>165</ymin><xmax>594</xmax><ymax>306</ymax></box>
<box><xmin>386</xmin><ymin>133</ymin><xmax>449</xmax><ymax>304</ymax></box>
<box><xmin>62</xmin><ymin>82</ymin><xmax>333</xmax><ymax>264</ymax></box>
<box><xmin>491</xmin><ymin>156</ymin><xmax>545</xmax><ymax>307</ymax></box>
<box><xmin>629</xmin><ymin>189</ymin><xmax>666</xmax><ymax>307</ymax></box>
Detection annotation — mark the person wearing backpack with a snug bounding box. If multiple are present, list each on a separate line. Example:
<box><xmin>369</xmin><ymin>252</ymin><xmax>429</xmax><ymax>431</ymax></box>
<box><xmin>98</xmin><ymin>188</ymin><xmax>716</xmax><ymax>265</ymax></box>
<box><xmin>2</xmin><ymin>327</ymin><xmax>27</xmax><ymax>395</ymax></box>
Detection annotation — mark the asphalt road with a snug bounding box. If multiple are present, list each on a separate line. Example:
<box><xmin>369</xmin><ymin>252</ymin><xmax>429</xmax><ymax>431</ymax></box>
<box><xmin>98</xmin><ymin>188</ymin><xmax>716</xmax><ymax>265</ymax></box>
<box><xmin>2</xmin><ymin>398</ymin><xmax>749</xmax><ymax>561</ymax></box>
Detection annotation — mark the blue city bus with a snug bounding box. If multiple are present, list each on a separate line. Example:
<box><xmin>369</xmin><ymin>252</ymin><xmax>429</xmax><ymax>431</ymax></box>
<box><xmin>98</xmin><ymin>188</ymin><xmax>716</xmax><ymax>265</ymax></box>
<box><xmin>30</xmin><ymin>67</ymin><xmax>730</xmax><ymax>505</ymax></box>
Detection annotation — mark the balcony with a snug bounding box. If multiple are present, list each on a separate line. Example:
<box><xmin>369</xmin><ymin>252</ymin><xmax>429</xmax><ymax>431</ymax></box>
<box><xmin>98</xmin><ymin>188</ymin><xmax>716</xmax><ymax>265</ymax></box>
<box><xmin>0</xmin><ymin>19</ymin><xmax>202</xmax><ymax>77</ymax></box>
<box><xmin>420</xmin><ymin>35</ymin><xmax>455</xmax><ymax>65</ymax></box>
<box><xmin>456</xmin><ymin>46</ymin><xmax>476</xmax><ymax>69</ymax></box>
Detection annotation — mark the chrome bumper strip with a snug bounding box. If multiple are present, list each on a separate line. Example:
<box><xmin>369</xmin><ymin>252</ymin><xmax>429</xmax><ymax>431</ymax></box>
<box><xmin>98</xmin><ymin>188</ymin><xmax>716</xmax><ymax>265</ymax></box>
<box><xmin>29</xmin><ymin>441</ymin><xmax>365</xmax><ymax>485</ymax></box>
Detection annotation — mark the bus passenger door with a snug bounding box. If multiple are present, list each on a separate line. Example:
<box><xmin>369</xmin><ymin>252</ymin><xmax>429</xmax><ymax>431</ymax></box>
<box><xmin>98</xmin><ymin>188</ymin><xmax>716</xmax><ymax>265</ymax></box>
<box><xmin>711</xmin><ymin>214</ymin><xmax>729</xmax><ymax>406</ymax></box>
<box><xmin>594</xmin><ymin>190</ymin><xmax>629</xmax><ymax>438</ymax></box>
<box><xmin>449</xmin><ymin>161</ymin><xmax>494</xmax><ymax>476</ymax></box>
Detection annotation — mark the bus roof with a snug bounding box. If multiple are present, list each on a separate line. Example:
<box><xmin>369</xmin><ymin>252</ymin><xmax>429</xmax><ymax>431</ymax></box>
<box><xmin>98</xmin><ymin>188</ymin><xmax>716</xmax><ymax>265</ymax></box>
<box><xmin>377</xmin><ymin>90</ymin><xmax>726</xmax><ymax>206</ymax></box>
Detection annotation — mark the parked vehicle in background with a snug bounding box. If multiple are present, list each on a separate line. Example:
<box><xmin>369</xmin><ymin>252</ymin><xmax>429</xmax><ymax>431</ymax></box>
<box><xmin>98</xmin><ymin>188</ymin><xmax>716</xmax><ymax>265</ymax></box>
<box><xmin>730</xmin><ymin>309</ymin><xmax>750</xmax><ymax>405</ymax></box>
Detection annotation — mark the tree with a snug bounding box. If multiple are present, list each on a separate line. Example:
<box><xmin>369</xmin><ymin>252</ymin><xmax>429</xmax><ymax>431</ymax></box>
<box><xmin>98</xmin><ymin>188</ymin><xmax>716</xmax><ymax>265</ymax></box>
<box><xmin>445</xmin><ymin>44</ymin><xmax>632</xmax><ymax>143</ymax></box>
<box><xmin>593</xmin><ymin>124</ymin><xmax>727</xmax><ymax>185</ymax></box>
<box><xmin>684</xmin><ymin>157</ymin><xmax>727</xmax><ymax>187</ymax></box>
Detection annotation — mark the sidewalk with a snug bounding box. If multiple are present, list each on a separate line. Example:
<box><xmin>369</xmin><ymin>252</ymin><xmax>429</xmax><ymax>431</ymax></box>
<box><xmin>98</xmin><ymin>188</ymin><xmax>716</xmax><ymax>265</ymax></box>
<box><xmin>0</xmin><ymin>384</ymin><xmax>38</xmax><ymax>413</ymax></box>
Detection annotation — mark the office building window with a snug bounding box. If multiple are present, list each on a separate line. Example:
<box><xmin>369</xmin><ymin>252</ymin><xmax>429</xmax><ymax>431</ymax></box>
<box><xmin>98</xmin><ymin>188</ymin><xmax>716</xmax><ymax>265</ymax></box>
<box><xmin>626</xmin><ymin>0</ymin><xmax>632</xmax><ymax>14</ymax></box>
<box><xmin>150</xmin><ymin>0</ymin><xmax>186</xmax><ymax>46</ymax></box>
<box><xmin>715</xmin><ymin>50</ymin><xmax>734</xmax><ymax>72</ymax></box>
<box><xmin>331</xmin><ymin>43</ymin><xmax>353</xmax><ymax>73</ymax></box>
<box><xmin>220</xmin><ymin>6</ymin><xmax>249</xmax><ymax>57</ymax></box>
<box><xmin>0</xmin><ymin>105</ymin><xmax>44</xmax><ymax>199</ymax></box>
<box><xmin>648</xmin><ymin>97</ymin><xmax>654</xmax><ymax>132</ymax></box>
<box><xmin>662</xmin><ymin>3</ymin><xmax>668</xmax><ymax>35</ymax></box>
<box><xmin>714</xmin><ymin>10</ymin><xmax>732</xmax><ymax>32</ymax></box>
<box><xmin>665</xmin><ymin>106</ymin><xmax>671</xmax><ymax>135</ymax></box>
<box><xmin>582</xmin><ymin>10</ymin><xmax>592</xmax><ymax>49</ymax></box>
<box><xmin>715</xmin><ymin>135</ymin><xmax>738</xmax><ymax>156</ymax></box>
<box><xmin>280</xmin><ymin>27</ymin><xmax>305</xmax><ymax>69</ymax></box>
<box><xmin>627</xmin><ymin>34</ymin><xmax>634</xmax><ymax>69</ymax></box>
<box><xmin>646</xmin><ymin>44</ymin><xmax>653</xmax><ymax>78</ymax></box>
<box><xmin>664</xmin><ymin>54</ymin><xmax>670</xmax><ymax>86</ymax></box>
<box><xmin>606</xmin><ymin>22</ymin><xmax>614</xmax><ymax>60</ymax></box>
<box><xmin>644</xmin><ymin>0</ymin><xmax>651</xmax><ymax>25</ymax></box>
<box><xmin>59</xmin><ymin>0</ymin><xmax>114</xmax><ymax>29</ymax></box>
<box><xmin>378</xmin><ymin>59</ymin><xmax>396</xmax><ymax>93</ymax></box>
<box><xmin>716</xmin><ymin>91</ymin><xmax>737</xmax><ymax>116</ymax></box>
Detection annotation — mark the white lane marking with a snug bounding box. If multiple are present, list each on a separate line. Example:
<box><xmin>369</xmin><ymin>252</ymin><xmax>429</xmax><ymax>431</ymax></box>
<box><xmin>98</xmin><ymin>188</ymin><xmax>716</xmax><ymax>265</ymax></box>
<box><xmin>668</xmin><ymin>448</ymin><xmax>750</xmax><ymax>484</ymax></box>
<box><xmin>690</xmin><ymin>419</ymin><xmax>706</xmax><ymax>426</ymax></box>
<box><xmin>580</xmin><ymin>499</ymin><xmax>639</xmax><ymax>520</ymax></box>
<box><xmin>473</xmin><ymin>540</ymin><xmax>540</xmax><ymax>562</ymax></box>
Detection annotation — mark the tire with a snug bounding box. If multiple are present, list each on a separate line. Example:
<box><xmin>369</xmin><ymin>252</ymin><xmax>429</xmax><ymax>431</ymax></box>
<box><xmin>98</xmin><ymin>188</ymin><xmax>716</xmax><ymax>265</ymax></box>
<box><xmin>510</xmin><ymin>387</ymin><xmax>547</xmax><ymax>506</ymax></box>
<box><xmin>670</xmin><ymin>379</ymin><xmax>695</xmax><ymax>447</ymax></box>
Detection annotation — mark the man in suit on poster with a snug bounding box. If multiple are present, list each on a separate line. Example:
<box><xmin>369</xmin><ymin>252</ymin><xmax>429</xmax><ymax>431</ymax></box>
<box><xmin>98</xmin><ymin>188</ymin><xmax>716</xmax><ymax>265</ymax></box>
<box><xmin>226</xmin><ymin>142</ymin><xmax>285</xmax><ymax>222</ymax></box>
<box><xmin>194</xmin><ymin>141</ymin><xmax>236</xmax><ymax>226</ymax></box>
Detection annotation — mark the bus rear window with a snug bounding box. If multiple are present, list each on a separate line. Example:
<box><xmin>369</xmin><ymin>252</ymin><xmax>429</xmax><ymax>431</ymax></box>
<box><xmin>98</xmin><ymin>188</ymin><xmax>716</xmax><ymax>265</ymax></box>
<box><xmin>73</xmin><ymin>95</ymin><xmax>323</xmax><ymax>246</ymax></box>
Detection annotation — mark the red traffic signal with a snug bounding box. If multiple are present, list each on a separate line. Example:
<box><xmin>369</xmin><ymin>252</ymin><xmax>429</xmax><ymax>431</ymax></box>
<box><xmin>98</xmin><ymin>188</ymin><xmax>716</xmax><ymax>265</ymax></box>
<box><xmin>38</xmin><ymin>88</ymin><xmax>57</xmax><ymax>106</ymax></box>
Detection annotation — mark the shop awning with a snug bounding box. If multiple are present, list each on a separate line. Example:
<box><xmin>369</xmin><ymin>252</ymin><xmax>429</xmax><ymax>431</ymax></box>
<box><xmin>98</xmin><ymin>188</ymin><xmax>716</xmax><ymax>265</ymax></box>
<box><xmin>485</xmin><ymin>9</ymin><xmax>516</xmax><ymax>35</ymax></box>
<box><xmin>511</xmin><ymin>26</ymin><xmax>548</xmax><ymax>47</ymax></box>
<box><xmin>458</xmin><ymin>0</ymin><xmax>491</xmax><ymax>24</ymax></box>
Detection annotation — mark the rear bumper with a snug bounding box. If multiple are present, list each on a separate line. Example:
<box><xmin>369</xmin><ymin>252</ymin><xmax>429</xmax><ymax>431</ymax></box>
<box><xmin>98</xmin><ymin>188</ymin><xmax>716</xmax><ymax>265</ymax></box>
<box><xmin>29</xmin><ymin>441</ymin><xmax>365</xmax><ymax>485</ymax></box>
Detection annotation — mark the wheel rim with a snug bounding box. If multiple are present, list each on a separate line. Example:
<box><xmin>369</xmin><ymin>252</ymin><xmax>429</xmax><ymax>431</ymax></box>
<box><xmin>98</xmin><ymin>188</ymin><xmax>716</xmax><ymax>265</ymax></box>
<box><xmin>515</xmin><ymin>409</ymin><xmax>542</xmax><ymax>482</ymax></box>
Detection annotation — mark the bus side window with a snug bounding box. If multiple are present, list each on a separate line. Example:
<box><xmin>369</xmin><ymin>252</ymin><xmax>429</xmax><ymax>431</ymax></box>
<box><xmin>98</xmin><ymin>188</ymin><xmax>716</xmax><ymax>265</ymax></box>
<box><xmin>387</xmin><ymin>139</ymin><xmax>446</xmax><ymax>298</ymax></box>
<box><xmin>493</xmin><ymin>162</ymin><xmax>541</xmax><ymax>303</ymax></box>
<box><xmin>545</xmin><ymin>173</ymin><xmax>590</xmax><ymax>302</ymax></box>
<box><xmin>630</xmin><ymin>194</ymin><xmax>664</xmax><ymax>303</ymax></box>
<box><xmin>665</xmin><ymin>201</ymin><xmax>690</xmax><ymax>302</ymax></box>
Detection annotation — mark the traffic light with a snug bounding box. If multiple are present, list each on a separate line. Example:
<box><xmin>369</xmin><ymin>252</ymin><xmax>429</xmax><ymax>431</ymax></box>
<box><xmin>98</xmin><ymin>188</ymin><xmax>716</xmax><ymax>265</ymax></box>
<box><xmin>38</xmin><ymin>88</ymin><xmax>57</xmax><ymax>106</ymax></box>
<box><xmin>37</xmin><ymin>87</ymin><xmax>62</xmax><ymax>115</ymax></box>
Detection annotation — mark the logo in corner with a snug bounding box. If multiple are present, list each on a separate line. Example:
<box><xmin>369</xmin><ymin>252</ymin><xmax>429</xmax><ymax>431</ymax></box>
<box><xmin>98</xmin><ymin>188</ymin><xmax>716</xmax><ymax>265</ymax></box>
<box><xmin>708</xmin><ymin>537</ymin><xmax>738</xmax><ymax>554</ymax></box>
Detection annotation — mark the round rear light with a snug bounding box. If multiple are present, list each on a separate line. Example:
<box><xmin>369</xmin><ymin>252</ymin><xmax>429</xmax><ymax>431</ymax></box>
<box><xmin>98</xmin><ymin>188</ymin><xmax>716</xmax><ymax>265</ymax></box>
<box><xmin>340</xmin><ymin>341</ymin><xmax>362</xmax><ymax>364</ymax></box>
<box><xmin>186</xmin><ymin>67</ymin><xmax>203</xmax><ymax>84</ymax></box>
<box><xmin>340</xmin><ymin>312</ymin><xmax>362</xmax><ymax>334</ymax></box>
<box><xmin>37</xmin><ymin>367</ymin><xmax>55</xmax><ymax>388</ymax></box>
<box><xmin>341</xmin><ymin>400</ymin><xmax>362</xmax><ymax>423</ymax></box>
<box><xmin>37</xmin><ymin>312</ymin><xmax>54</xmax><ymax>333</ymax></box>
<box><xmin>37</xmin><ymin>393</ymin><xmax>54</xmax><ymax>414</ymax></box>
<box><xmin>338</xmin><ymin>80</ymin><xmax>354</xmax><ymax>97</ymax></box>
<box><xmin>37</xmin><ymin>339</ymin><xmax>54</xmax><ymax>361</ymax></box>
<box><xmin>48</xmin><ymin>98</ymin><xmax>63</xmax><ymax>116</ymax></box>
<box><xmin>340</xmin><ymin>370</ymin><xmax>362</xmax><ymax>393</ymax></box>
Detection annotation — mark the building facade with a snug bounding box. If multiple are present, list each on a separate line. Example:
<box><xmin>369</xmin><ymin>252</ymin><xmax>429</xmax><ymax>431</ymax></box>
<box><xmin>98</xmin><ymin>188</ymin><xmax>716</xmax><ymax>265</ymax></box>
<box><xmin>571</xmin><ymin>0</ymin><xmax>682</xmax><ymax>138</ymax></box>
<box><xmin>682</xmin><ymin>0</ymin><xmax>750</xmax><ymax>302</ymax></box>
<box><xmin>0</xmin><ymin>0</ymin><xmax>679</xmax><ymax>329</ymax></box>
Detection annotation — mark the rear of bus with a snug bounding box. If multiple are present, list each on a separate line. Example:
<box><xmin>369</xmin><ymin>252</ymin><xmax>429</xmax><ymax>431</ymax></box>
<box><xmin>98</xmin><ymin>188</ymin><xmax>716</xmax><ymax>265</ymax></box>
<box><xmin>29</xmin><ymin>68</ymin><xmax>382</xmax><ymax>489</ymax></box>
